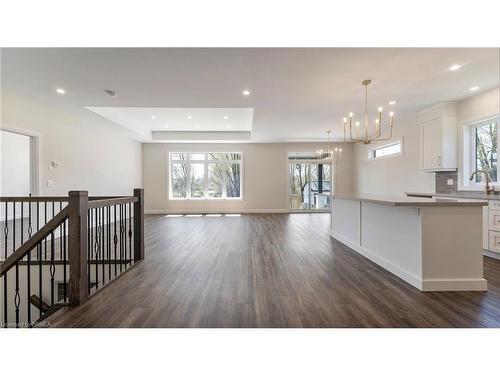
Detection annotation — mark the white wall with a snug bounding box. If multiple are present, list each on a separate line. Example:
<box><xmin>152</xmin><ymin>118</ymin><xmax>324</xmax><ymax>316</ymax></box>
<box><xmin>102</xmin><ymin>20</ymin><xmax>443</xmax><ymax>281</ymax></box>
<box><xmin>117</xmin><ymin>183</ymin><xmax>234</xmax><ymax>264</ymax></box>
<box><xmin>143</xmin><ymin>142</ymin><xmax>354</xmax><ymax>213</ymax></box>
<box><xmin>0</xmin><ymin>129</ymin><xmax>31</xmax><ymax>196</ymax></box>
<box><xmin>1</xmin><ymin>91</ymin><xmax>142</xmax><ymax>197</ymax></box>
<box><xmin>353</xmin><ymin>113</ymin><xmax>435</xmax><ymax>195</ymax></box>
<box><xmin>354</xmin><ymin>86</ymin><xmax>500</xmax><ymax>195</ymax></box>
<box><xmin>457</xmin><ymin>87</ymin><xmax>500</xmax><ymax>189</ymax></box>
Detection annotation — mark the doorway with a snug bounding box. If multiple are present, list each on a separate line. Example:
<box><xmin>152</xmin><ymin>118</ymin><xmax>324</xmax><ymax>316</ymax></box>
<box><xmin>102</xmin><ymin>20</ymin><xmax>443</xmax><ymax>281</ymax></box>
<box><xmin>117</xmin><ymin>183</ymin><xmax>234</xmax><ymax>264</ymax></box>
<box><xmin>0</xmin><ymin>128</ymin><xmax>38</xmax><ymax>218</ymax></box>
<box><xmin>288</xmin><ymin>152</ymin><xmax>333</xmax><ymax>212</ymax></box>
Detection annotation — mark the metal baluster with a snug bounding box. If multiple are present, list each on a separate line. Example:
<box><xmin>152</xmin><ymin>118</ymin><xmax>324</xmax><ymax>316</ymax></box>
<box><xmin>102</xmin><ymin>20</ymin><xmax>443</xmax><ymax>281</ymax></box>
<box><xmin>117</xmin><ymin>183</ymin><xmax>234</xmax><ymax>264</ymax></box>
<box><xmin>27</xmin><ymin>202</ymin><xmax>32</xmax><ymax>326</ymax></box>
<box><xmin>123</xmin><ymin>204</ymin><xmax>127</xmax><ymax>270</ymax></box>
<box><xmin>14</xmin><ymin>261</ymin><xmax>20</xmax><ymax>327</ymax></box>
<box><xmin>12</xmin><ymin>202</ymin><xmax>15</xmax><ymax>257</ymax></box>
<box><xmin>59</xmin><ymin>202</ymin><xmax>63</xmax><ymax>261</ymax></box>
<box><xmin>87</xmin><ymin>210</ymin><xmax>91</xmax><ymax>294</ymax></box>
<box><xmin>94</xmin><ymin>208</ymin><xmax>99</xmax><ymax>290</ymax></box>
<box><xmin>101</xmin><ymin>207</ymin><xmax>105</xmax><ymax>285</ymax></box>
<box><xmin>114</xmin><ymin>205</ymin><xmax>118</xmax><ymax>277</ymax></box>
<box><xmin>2</xmin><ymin>274</ymin><xmax>7</xmax><ymax>326</ymax></box>
<box><xmin>120</xmin><ymin>204</ymin><xmax>124</xmax><ymax>273</ymax></box>
<box><xmin>21</xmin><ymin>202</ymin><xmax>24</xmax><ymax>247</ymax></box>
<box><xmin>107</xmin><ymin>206</ymin><xmax>111</xmax><ymax>281</ymax></box>
<box><xmin>128</xmin><ymin>202</ymin><xmax>133</xmax><ymax>266</ymax></box>
<box><xmin>44</xmin><ymin>202</ymin><xmax>47</xmax><ymax>259</ymax></box>
<box><xmin>3</xmin><ymin>202</ymin><xmax>8</xmax><ymax>259</ymax></box>
<box><xmin>63</xmin><ymin>218</ymin><xmax>67</xmax><ymax>303</ymax></box>
<box><xmin>50</xmin><ymin>230</ymin><xmax>55</xmax><ymax>306</ymax></box>
<box><xmin>37</xmin><ymin>202</ymin><xmax>42</xmax><ymax>319</ymax></box>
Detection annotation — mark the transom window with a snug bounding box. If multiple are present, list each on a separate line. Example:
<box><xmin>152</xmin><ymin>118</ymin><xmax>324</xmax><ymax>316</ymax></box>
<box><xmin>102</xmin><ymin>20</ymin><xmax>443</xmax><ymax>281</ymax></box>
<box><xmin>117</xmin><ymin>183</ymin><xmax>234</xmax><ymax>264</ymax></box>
<box><xmin>169</xmin><ymin>152</ymin><xmax>242</xmax><ymax>199</ymax></box>
<box><xmin>469</xmin><ymin>119</ymin><xmax>498</xmax><ymax>183</ymax></box>
<box><xmin>369</xmin><ymin>140</ymin><xmax>402</xmax><ymax>160</ymax></box>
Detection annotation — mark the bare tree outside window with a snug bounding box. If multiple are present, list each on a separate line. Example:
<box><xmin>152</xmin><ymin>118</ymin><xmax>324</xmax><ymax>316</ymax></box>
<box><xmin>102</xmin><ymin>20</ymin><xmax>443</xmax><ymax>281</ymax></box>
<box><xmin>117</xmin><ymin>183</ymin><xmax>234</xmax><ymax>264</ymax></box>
<box><xmin>475</xmin><ymin>121</ymin><xmax>497</xmax><ymax>183</ymax></box>
<box><xmin>170</xmin><ymin>152</ymin><xmax>242</xmax><ymax>199</ymax></box>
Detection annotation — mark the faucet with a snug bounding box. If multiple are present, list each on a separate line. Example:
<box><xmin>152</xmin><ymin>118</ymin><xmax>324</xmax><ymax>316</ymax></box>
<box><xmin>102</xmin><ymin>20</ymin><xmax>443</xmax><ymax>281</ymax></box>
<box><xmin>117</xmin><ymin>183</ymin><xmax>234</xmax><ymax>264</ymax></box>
<box><xmin>469</xmin><ymin>170</ymin><xmax>494</xmax><ymax>195</ymax></box>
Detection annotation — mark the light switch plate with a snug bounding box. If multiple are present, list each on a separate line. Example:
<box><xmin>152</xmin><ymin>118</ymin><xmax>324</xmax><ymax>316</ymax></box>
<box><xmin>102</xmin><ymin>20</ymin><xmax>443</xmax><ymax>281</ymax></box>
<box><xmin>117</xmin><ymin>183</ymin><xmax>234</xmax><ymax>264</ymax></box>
<box><xmin>447</xmin><ymin>179</ymin><xmax>454</xmax><ymax>186</ymax></box>
<box><xmin>46</xmin><ymin>180</ymin><xmax>54</xmax><ymax>187</ymax></box>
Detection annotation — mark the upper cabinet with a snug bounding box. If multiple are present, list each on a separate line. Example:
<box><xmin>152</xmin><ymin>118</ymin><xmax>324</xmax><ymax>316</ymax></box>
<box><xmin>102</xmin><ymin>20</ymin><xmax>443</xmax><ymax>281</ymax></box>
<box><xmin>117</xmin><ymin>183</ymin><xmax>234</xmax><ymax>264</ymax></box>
<box><xmin>419</xmin><ymin>102</ymin><xmax>458</xmax><ymax>172</ymax></box>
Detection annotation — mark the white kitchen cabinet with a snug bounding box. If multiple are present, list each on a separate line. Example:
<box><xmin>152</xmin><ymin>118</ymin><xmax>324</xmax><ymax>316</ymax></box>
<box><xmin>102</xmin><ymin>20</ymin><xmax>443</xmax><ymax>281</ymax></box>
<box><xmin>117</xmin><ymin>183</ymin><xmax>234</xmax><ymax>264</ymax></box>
<box><xmin>419</xmin><ymin>102</ymin><xmax>458</xmax><ymax>172</ymax></box>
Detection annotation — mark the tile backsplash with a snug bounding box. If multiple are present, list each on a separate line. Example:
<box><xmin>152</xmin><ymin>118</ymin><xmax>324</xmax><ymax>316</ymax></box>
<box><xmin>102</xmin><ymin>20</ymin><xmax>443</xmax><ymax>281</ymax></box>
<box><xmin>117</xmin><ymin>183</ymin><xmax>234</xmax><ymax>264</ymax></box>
<box><xmin>435</xmin><ymin>171</ymin><xmax>458</xmax><ymax>193</ymax></box>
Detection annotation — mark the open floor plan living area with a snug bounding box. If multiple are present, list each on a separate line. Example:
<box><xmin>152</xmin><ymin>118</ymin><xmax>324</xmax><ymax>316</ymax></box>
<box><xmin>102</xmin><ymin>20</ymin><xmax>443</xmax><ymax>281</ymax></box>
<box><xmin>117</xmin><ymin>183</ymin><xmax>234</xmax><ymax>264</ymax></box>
<box><xmin>1</xmin><ymin>47</ymin><xmax>500</xmax><ymax>329</ymax></box>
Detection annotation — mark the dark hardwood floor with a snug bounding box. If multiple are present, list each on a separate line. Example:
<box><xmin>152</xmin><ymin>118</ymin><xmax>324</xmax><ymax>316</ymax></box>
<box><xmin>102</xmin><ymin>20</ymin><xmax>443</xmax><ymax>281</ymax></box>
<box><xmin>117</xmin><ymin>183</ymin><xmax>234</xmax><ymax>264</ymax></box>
<box><xmin>50</xmin><ymin>213</ymin><xmax>500</xmax><ymax>328</ymax></box>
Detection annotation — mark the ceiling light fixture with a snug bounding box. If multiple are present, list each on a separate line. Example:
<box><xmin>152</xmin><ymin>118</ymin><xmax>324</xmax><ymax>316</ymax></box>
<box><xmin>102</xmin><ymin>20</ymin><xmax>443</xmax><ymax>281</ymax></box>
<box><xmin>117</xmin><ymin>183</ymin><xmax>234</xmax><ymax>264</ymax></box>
<box><xmin>389</xmin><ymin>101</ymin><xmax>396</xmax><ymax>105</ymax></box>
<box><xmin>470</xmin><ymin>86</ymin><xmax>479</xmax><ymax>91</ymax></box>
<box><xmin>55</xmin><ymin>88</ymin><xmax>66</xmax><ymax>95</ymax></box>
<box><xmin>223</xmin><ymin>115</ymin><xmax>229</xmax><ymax>120</ymax></box>
<box><xmin>343</xmin><ymin>79</ymin><xmax>395</xmax><ymax>144</ymax></box>
<box><xmin>187</xmin><ymin>115</ymin><xmax>193</xmax><ymax>120</ymax></box>
<box><xmin>163</xmin><ymin>125</ymin><xmax>169</xmax><ymax>128</ymax></box>
<box><xmin>449</xmin><ymin>64</ymin><xmax>462</xmax><ymax>71</ymax></box>
<box><xmin>225</xmin><ymin>125</ymin><xmax>231</xmax><ymax>129</ymax></box>
<box><xmin>195</xmin><ymin>125</ymin><xmax>200</xmax><ymax>129</ymax></box>
<box><xmin>317</xmin><ymin>131</ymin><xmax>342</xmax><ymax>162</ymax></box>
<box><xmin>151</xmin><ymin>115</ymin><xmax>157</xmax><ymax>120</ymax></box>
<box><xmin>104</xmin><ymin>89</ymin><xmax>117</xmax><ymax>97</ymax></box>
<box><xmin>242</xmin><ymin>89</ymin><xmax>250</xmax><ymax>96</ymax></box>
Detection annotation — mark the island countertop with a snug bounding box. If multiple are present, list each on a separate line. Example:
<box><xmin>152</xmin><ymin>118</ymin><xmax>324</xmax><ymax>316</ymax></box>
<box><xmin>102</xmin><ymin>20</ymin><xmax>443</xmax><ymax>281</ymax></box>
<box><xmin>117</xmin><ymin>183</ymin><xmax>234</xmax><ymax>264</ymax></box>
<box><xmin>333</xmin><ymin>193</ymin><xmax>488</xmax><ymax>207</ymax></box>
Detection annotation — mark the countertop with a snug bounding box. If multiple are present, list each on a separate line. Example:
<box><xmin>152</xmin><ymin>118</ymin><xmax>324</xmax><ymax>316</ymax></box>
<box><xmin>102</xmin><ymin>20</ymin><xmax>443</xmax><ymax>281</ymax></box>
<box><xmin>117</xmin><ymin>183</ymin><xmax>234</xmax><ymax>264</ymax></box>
<box><xmin>333</xmin><ymin>193</ymin><xmax>488</xmax><ymax>207</ymax></box>
<box><xmin>406</xmin><ymin>191</ymin><xmax>500</xmax><ymax>201</ymax></box>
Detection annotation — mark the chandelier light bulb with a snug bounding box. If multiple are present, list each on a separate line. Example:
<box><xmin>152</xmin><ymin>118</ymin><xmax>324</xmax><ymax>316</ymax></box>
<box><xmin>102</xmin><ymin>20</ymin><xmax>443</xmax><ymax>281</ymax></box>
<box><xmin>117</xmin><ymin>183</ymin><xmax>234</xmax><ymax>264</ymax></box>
<box><xmin>343</xmin><ymin>79</ymin><xmax>395</xmax><ymax>144</ymax></box>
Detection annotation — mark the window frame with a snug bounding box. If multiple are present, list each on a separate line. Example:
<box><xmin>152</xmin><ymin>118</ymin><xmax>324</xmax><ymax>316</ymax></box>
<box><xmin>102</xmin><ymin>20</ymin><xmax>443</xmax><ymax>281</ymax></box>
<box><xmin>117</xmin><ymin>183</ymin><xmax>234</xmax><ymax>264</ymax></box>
<box><xmin>465</xmin><ymin>117</ymin><xmax>499</xmax><ymax>187</ymax></box>
<box><xmin>168</xmin><ymin>151</ymin><xmax>243</xmax><ymax>201</ymax></box>
<box><xmin>368</xmin><ymin>138</ymin><xmax>403</xmax><ymax>161</ymax></box>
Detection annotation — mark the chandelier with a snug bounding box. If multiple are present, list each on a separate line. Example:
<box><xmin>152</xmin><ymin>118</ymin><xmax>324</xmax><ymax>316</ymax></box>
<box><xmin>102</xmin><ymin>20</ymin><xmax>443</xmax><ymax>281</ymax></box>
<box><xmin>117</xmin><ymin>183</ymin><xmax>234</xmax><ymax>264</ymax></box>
<box><xmin>317</xmin><ymin>130</ymin><xmax>342</xmax><ymax>162</ymax></box>
<box><xmin>343</xmin><ymin>79</ymin><xmax>394</xmax><ymax>144</ymax></box>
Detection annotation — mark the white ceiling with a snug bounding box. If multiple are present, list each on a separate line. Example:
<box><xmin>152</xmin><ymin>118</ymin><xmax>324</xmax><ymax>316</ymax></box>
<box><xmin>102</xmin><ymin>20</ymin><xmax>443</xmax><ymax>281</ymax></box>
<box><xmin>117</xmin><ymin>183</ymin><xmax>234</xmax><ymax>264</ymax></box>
<box><xmin>1</xmin><ymin>48</ymin><xmax>499</xmax><ymax>142</ymax></box>
<box><xmin>85</xmin><ymin>107</ymin><xmax>254</xmax><ymax>138</ymax></box>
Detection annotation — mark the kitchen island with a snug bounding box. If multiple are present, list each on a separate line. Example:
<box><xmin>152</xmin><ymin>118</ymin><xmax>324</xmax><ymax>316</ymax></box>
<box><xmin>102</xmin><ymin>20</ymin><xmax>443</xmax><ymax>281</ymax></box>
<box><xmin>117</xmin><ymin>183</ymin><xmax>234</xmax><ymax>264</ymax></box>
<box><xmin>330</xmin><ymin>194</ymin><xmax>488</xmax><ymax>291</ymax></box>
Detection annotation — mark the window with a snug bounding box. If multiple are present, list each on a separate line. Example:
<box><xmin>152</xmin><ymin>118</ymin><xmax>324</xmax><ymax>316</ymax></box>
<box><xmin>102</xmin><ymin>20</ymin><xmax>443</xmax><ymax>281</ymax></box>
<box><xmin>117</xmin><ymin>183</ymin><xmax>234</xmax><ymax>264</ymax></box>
<box><xmin>470</xmin><ymin>119</ymin><xmax>498</xmax><ymax>183</ymax></box>
<box><xmin>370</xmin><ymin>140</ymin><xmax>402</xmax><ymax>160</ymax></box>
<box><xmin>169</xmin><ymin>152</ymin><xmax>242</xmax><ymax>199</ymax></box>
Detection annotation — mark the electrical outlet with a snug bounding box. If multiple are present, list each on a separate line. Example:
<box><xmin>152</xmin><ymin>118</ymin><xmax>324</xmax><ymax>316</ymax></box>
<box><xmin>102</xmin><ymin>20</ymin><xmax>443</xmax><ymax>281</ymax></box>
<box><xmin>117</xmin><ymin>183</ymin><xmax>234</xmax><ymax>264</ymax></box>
<box><xmin>447</xmin><ymin>179</ymin><xmax>454</xmax><ymax>186</ymax></box>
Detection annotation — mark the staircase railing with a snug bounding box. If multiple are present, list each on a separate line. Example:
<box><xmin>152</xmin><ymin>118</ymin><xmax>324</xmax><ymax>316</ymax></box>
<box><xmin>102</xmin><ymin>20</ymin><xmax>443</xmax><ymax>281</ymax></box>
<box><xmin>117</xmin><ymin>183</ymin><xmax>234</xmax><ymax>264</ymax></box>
<box><xmin>0</xmin><ymin>189</ymin><xmax>144</xmax><ymax>328</ymax></box>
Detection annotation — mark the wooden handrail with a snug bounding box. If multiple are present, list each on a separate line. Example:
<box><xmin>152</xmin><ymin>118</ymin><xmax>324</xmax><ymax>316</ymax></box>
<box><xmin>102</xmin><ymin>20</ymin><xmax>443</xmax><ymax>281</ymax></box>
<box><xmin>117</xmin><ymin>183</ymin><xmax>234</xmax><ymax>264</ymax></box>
<box><xmin>0</xmin><ymin>195</ymin><xmax>126</xmax><ymax>202</ymax></box>
<box><xmin>0</xmin><ymin>196</ymin><xmax>70</xmax><ymax>202</ymax></box>
<box><xmin>0</xmin><ymin>206</ymin><xmax>70</xmax><ymax>276</ymax></box>
<box><xmin>87</xmin><ymin>196</ymin><xmax>139</xmax><ymax>209</ymax></box>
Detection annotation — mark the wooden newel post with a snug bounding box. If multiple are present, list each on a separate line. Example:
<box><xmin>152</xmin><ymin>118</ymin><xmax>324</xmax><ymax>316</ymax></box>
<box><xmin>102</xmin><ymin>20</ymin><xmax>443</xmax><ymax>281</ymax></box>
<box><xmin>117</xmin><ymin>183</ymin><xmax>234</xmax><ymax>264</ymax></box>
<box><xmin>68</xmin><ymin>191</ymin><xmax>89</xmax><ymax>306</ymax></box>
<box><xmin>133</xmin><ymin>188</ymin><xmax>145</xmax><ymax>262</ymax></box>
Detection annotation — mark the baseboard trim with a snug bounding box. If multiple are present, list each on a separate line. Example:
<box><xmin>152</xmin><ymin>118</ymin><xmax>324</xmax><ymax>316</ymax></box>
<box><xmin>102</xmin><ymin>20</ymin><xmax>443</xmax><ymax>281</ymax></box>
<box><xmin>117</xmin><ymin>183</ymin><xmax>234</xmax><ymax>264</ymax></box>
<box><xmin>145</xmin><ymin>208</ymin><xmax>288</xmax><ymax>215</ymax></box>
<box><xmin>421</xmin><ymin>278</ymin><xmax>487</xmax><ymax>291</ymax></box>
<box><xmin>331</xmin><ymin>231</ymin><xmax>423</xmax><ymax>290</ymax></box>
<box><xmin>331</xmin><ymin>231</ymin><xmax>488</xmax><ymax>292</ymax></box>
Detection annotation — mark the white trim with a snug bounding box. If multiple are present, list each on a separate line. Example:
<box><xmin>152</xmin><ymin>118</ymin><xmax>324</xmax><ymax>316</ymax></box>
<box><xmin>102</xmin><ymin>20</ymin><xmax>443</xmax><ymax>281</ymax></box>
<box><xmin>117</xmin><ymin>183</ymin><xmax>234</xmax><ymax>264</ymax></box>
<box><xmin>331</xmin><ymin>231</ymin><xmax>423</xmax><ymax>290</ymax></box>
<box><xmin>0</xmin><ymin>125</ymin><xmax>41</xmax><ymax>196</ymax></box>
<box><xmin>145</xmin><ymin>208</ymin><xmax>288</xmax><ymax>214</ymax></box>
<box><xmin>168</xmin><ymin>151</ymin><xmax>243</xmax><ymax>201</ymax></box>
<box><xmin>367</xmin><ymin>137</ymin><xmax>403</xmax><ymax>161</ymax></box>
<box><xmin>458</xmin><ymin>114</ymin><xmax>500</xmax><ymax>191</ymax></box>
<box><xmin>421</xmin><ymin>278</ymin><xmax>487</xmax><ymax>291</ymax></box>
<box><xmin>331</xmin><ymin>230</ymin><xmax>487</xmax><ymax>291</ymax></box>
